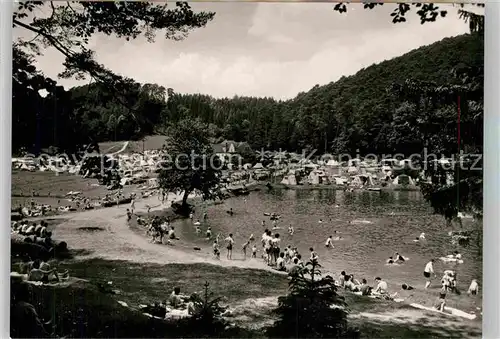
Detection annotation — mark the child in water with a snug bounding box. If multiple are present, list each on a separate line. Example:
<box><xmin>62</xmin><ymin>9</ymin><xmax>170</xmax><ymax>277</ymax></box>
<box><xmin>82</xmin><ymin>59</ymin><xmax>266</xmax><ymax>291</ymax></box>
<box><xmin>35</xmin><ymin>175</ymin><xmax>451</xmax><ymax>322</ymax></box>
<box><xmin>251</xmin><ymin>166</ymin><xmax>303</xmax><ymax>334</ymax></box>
<box><xmin>213</xmin><ymin>241</ymin><xmax>220</xmax><ymax>259</ymax></box>
<box><xmin>242</xmin><ymin>240</ymin><xmax>250</xmax><ymax>259</ymax></box>
<box><xmin>252</xmin><ymin>244</ymin><xmax>257</xmax><ymax>258</ymax></box>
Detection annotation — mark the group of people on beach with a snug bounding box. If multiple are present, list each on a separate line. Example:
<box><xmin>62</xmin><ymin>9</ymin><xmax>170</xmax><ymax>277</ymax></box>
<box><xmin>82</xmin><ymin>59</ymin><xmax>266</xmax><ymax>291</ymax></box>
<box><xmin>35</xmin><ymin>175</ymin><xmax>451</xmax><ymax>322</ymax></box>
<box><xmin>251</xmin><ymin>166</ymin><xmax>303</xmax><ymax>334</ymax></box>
<box><xmin>126</xmin><ymin>199</ymin><xmax>481</xmax><ymax>315</ymax></box>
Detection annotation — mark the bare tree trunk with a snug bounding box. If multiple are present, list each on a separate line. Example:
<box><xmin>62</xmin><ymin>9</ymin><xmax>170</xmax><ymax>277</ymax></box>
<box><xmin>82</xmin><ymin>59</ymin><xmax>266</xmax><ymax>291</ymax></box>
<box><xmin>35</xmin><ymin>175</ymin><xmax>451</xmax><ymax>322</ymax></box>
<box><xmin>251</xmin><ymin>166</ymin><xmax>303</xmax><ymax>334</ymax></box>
<box><xmin>182</xmin><ymin>190</ymin><xmax>190</xmax><ymax>209</ymax></box>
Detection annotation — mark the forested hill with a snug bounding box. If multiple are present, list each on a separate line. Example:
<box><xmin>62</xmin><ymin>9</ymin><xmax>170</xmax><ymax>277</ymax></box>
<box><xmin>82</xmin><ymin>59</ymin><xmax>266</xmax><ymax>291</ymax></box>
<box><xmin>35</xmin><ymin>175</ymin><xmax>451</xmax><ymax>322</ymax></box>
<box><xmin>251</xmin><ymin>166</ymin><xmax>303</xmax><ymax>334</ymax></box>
<box><xmin>13</xmin><ymin>33</ymin><xmax>483</xmax><ymax>157</ymax></box>
<box><xmin>165</xmin><ymin>32</ymin><xmax>483</xmax><ymax>155</ymax></box>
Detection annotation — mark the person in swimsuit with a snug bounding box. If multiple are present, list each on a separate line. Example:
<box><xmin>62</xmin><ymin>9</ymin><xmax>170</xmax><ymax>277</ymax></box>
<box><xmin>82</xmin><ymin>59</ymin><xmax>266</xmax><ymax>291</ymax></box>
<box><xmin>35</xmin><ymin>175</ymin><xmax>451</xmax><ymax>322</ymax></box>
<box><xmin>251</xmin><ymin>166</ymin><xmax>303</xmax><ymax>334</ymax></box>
<box><xmin>325</xmin><ymin>236</ymin><xmax>333</xmax><ymax>248</ymax></box>
<box><xmin>225</xmin><ymin>233</ymin><xmax>234</xmax><ymax>260</ymax></box>
<box><xmin>213</xmin><ymin>241</ymin><xmax>220</xmax><ymax>259</ymax></box>
<box><xmin>424</xmin><ymin>259</ymin><xmax>436</xmax><ymax>289</ymax></box>
<box><xmin>206</xmin><ymin>227</ymin><xmax>212</xmax><ymax>239</ymax></box>
<box><xmin>309</xmin><ymin>248</ymin><xmax>319</xmax><ymax>265</ymax></box>
<box><xmin>360</xmin><ymin>279</ymin><xmax>372</xmax><ymax>296</ymax></box>
<box><xmin>468</xmin><ymin>279</ymin><xmax>479</xmax><ymax>295</ymax></box>
<box><xmin>251</xmin><ymin>244</ymin><xmax>257</xmax><ymax>258</ymax></box>
<box><xmin>435</xmin><ymin>284</ymin><xmax>447</xmax><ymax>311</ymax></box>
<box><xmin>242</xmin><ymin>241</ymin><xmax>250</xmax><ymax>259</ymax></box>
<box><xmin>338</xmin><ymin>271</ymin><xmax>346</xmax><ymax>288</ymax></box>
<box><xmin>130</xmin><ymin>196</ymin><xmax>135</xmax><ymax>214</ymax></box>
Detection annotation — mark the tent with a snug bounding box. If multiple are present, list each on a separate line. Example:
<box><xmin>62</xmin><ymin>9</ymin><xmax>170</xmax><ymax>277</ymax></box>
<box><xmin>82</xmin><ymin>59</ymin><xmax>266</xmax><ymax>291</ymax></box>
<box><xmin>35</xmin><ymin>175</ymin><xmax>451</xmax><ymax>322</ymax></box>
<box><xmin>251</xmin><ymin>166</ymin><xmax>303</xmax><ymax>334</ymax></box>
<box><xmin>392</xmin><ymin>174</ymin><xmax>416</xmax><ymax>186</ymax></box>
<box><xmin>350</xmin><ymin>174</ymin><xmax>375</xmax><ymax>187</ymax></box>
<box><xmin>281</xmin><ymin>174</ymin><xmax>298</xmax><ymax>186</ymax></box>
<box><xmin>308</xmin><ymin>171</ymin><xmax>320</xmax><ymax>185</ymax></box>
<box><xmin>253</xmin><ymin>163</ymin><xmax>264</xmax><ymax>169</ymax></box>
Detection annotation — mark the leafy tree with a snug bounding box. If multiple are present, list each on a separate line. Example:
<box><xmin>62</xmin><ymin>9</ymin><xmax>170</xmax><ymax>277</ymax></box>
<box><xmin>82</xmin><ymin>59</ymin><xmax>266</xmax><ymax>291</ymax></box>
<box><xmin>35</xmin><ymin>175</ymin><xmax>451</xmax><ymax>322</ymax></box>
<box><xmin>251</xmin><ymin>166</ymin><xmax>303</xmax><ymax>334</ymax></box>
<box><xmin>331</xmin><ymin>3</ymin><xmax>484</xmax><ymax>223</ymax></box>
<box><xmin>268</xmin><ymin>260</ymin><xmax>357</xmax><ymax>339</ymax></box>
<box><xmin>12</xmin><ymin>1</ymin><xmax>215</xmax><ymax>152</ymax></box>
<box><xmin>158</xmin><ymin>118</ymin><xmax>224</xmax><ymax>215</ymax></box>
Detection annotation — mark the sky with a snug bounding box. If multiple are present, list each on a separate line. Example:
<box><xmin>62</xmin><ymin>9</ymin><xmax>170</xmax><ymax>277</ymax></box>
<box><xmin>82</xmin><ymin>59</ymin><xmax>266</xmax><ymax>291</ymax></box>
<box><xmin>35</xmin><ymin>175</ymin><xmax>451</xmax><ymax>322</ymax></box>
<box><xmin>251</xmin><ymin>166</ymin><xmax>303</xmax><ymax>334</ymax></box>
<box><xmin>15</xmin><ymin>3</ymin><xmax>472</xmax><ymax>100</ymax></box>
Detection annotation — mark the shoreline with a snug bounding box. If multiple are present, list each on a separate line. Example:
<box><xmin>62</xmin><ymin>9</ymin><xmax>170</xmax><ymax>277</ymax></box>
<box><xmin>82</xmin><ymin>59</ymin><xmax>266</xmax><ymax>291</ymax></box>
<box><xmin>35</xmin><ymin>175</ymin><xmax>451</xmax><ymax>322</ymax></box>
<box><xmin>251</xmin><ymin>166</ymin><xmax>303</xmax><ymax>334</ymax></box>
<box><xmin>266</xmin><ymin>182</ymin><xmax>420</xmax><ymax>192</ymax></box>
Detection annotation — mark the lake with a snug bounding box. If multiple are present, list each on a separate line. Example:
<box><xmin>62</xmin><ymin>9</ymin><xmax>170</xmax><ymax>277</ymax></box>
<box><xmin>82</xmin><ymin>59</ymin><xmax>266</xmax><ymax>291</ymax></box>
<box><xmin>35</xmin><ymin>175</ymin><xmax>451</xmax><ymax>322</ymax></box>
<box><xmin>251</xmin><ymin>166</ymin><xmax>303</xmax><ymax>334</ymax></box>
<box><xmin>174</xmin><ymin>188</ymin><xmax>482</xmax><ymax>314</ymax></box>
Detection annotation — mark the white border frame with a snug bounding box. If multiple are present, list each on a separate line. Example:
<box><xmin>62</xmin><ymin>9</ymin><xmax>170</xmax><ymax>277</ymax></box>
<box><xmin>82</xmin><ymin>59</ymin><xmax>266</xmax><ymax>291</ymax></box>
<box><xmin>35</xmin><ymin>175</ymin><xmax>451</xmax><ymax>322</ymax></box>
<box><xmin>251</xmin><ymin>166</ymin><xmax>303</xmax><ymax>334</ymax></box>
<box><xmin>483</xmin><ymin>3</ymin><xmax>500</xmax><ymax>338</ymax></box>
<box><xmin>1</xmin><ymin>2</ymin><xmax>498</xmax><ymax>338</ymax></box>
<box><xmin>0</xmin><ymin>2</ymin><xmax>13</xmax><ymax>337</ymax></box>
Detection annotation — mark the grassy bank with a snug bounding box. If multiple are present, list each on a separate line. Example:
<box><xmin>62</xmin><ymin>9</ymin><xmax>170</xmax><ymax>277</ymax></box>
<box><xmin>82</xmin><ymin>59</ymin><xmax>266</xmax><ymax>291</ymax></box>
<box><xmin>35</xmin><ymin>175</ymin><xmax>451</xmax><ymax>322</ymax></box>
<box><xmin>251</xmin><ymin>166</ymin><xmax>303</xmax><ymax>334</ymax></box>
<box><xmin>11</xmin><ymin>258</ymin><xmax>481</xmax><ymax>338</ymax></box>
<box><xmin>58</xmin><ymin>259</ymin><xmax>289</xmax><ymax>305</ymax></box>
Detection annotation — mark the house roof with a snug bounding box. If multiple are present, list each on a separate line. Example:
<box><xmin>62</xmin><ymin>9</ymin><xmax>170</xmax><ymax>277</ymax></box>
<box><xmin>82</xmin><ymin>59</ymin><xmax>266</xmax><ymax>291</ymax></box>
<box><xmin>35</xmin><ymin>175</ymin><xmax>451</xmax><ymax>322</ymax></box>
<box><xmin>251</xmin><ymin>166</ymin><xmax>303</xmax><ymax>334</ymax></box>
<box><xmin>212</xmin><ymin>140</ymin><xmax>250</xmax><ymax>154</ymax></box>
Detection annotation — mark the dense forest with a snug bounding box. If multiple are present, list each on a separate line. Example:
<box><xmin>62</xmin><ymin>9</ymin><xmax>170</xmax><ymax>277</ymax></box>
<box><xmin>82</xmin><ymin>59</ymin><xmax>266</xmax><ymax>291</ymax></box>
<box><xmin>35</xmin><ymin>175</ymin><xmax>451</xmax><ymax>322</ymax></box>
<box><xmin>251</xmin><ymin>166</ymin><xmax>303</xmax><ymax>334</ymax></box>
<box><xmin>13</xmin><ymin>32</ymin><xmax>483</xmax><ymax>159</ymax></box>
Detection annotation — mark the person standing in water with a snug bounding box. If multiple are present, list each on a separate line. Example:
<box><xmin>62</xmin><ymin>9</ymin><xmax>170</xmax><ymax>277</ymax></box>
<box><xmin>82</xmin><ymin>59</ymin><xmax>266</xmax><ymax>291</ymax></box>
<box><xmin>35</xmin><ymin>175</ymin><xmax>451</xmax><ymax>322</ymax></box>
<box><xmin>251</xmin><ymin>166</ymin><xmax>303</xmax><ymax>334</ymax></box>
<box><xmin>309</xmin><ymin>248</ymin><xmax>319</xmax><ymax>264</ymax></box>
<box><xmin>424</xmin><ymin>259</ymin><xmax>436</xmax><ymax>289</ymax></box>
<box><xmin>130</xmin><ymin>195</ymin><xmax>136</xmax><ymax>214</ymax></box>
<box><xmin>288</xmin><ymin>224</ymin><xmax>294</xmax><ymax>235</ymax></box>
<box><xmin>225</xmin><ymin>233</ymin><xmax>234</xmax><ymax>260</ymax></box>
<box><xmin>325</xmin><ymin>236</ymin><xmax>334</xmax><ymax>248</ymax></box>
<box><xmin>242</xmin><ymin>240</ymin><xmax>250</xmax><ymax>259</ymax></box>
<box><xmin>251</xmin><ymin>244</ymin><xmax>257</xmax><ymax>258</ymax></box>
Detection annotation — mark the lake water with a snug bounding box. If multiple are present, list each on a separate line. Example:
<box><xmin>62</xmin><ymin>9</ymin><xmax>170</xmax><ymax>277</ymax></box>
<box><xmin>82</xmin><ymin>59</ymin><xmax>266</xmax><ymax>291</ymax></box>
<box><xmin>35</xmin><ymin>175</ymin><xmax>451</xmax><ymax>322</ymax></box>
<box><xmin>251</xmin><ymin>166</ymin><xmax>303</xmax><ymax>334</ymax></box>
<box><xmin>174</xmin><ymin>189</ymin><xmax>482</xmax><ymax>314</ymax></box>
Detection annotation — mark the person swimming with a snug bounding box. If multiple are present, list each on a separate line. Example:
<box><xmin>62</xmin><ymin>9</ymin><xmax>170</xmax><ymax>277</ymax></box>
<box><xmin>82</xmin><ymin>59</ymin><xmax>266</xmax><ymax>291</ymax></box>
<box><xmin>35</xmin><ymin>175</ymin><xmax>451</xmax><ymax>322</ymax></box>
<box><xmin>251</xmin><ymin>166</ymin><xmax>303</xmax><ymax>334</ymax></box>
<box><xmin>419</xmin><ymin>232</ymin><xmax>426</xmax><ymax>240</ymax></box>
<box><xmin>193</xmin><ymin>219</ymin><xmax>201</xmax><ymax>226</ymax></box>
<box><xmin>386</xmin><ymin>257</ymin><xmax>395</xmax><ymax>264</ymax></box>
<box><xmin>394</xmin><ymin>252</ymin><xmax>405</xmax><ymax>262</ymax></box>
<box><xmin>318</xmin><ymin>219</ymin><xmax>323</xmax><ymax>224</ymax></box>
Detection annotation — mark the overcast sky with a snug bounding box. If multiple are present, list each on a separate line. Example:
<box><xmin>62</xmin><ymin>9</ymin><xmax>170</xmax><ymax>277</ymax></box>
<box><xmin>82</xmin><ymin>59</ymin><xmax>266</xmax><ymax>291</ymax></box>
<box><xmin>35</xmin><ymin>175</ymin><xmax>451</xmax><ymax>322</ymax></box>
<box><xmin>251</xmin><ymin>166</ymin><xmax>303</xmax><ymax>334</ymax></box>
<box><xmin>16</xmin><ymin>3</ymin><xmax>471</xmax><ymax>99</ymax></box>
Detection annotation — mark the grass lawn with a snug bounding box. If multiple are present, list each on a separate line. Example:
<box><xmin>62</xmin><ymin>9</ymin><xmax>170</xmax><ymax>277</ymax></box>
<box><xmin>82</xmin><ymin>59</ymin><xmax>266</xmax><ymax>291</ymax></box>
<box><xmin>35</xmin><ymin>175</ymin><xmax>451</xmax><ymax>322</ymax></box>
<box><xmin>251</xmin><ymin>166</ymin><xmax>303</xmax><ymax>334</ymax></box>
<box><xmin>11</xmin><ymin>257</ymin><xmax>481</xmax><ymax>338</ymax></box>
<box><xmin>58</xmin><ymin>259</ymin><xmax>289</xmax><ymax>306</ymax></box>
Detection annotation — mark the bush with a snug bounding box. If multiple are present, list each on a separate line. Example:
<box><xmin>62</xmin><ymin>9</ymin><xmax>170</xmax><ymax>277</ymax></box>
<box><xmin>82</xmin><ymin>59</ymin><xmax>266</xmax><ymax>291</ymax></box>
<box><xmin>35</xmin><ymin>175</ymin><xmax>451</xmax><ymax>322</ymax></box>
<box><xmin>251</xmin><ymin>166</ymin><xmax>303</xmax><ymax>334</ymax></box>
<box><xmin>267</xmin><ymin>261</ymin><xmax>359</xmax><ymax>338</ymax></box>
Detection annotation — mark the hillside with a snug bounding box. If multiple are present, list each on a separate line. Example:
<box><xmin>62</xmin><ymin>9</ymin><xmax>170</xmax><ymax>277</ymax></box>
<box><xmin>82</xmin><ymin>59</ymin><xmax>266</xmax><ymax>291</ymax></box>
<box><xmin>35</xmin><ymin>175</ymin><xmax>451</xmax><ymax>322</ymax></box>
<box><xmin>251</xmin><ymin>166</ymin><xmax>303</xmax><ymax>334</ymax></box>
<box><xmin>12</xmin><ymin>33</ymin><xmax>483</xmax><ymax>157</ymax></box>
<box><xmin>166</xmin><ymin>32</ymin><xmax>483</xmax><ymax>155</ymax></box>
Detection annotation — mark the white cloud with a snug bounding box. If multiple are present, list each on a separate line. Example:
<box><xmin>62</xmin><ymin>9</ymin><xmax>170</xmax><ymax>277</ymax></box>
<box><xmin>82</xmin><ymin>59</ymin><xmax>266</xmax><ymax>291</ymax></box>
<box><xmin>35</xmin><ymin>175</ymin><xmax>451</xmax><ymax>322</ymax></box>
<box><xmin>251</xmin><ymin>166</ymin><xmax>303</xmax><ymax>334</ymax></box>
<box><xmin>23</xmin><ymin>3</ymin><xmax>471</xmax><ymax>99</ymax></box>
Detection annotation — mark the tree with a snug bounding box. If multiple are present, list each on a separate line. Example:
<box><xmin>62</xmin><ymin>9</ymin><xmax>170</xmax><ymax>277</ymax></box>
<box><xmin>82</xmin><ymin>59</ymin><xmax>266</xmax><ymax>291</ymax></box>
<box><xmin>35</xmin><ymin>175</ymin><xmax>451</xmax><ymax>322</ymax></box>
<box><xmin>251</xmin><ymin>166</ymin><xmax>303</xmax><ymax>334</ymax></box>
<box><xmin>179</xmin><ymin>281</ymin><xmax>228</xmax><ymax>337</ymax></box>
<box><xmin>268</xmin><ymin>260</ymin><xmax>357</xmax><ymax>339</ymax></box>
<box><xmin>12</xmin><ymin>2</ymin><xmax>215</xmax><ymax>152</ymax></box>
<box><xmin>158</xmin><ymin>118</ymin><xmax>224</xmax><ymax>215</ymax></box>
<box><xmin>332</xmin><ymin>3</ymin><xmax>484</xmax><ymax>223</ymax></box>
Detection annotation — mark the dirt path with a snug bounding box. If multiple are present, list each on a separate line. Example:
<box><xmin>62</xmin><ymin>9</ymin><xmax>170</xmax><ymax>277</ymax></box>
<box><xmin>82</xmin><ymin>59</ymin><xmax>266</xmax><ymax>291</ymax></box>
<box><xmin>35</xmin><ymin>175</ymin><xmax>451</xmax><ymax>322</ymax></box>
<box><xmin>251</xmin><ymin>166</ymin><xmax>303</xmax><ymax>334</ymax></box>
<box><xmin>51</xmin><ymin>193</ymin><xmax>282</xmax><ymax>272</ymax></box>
